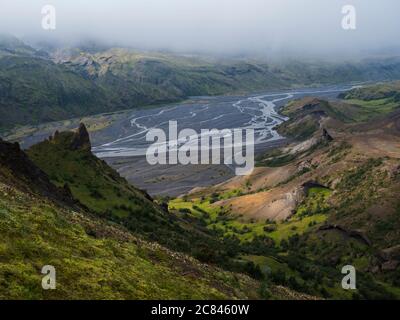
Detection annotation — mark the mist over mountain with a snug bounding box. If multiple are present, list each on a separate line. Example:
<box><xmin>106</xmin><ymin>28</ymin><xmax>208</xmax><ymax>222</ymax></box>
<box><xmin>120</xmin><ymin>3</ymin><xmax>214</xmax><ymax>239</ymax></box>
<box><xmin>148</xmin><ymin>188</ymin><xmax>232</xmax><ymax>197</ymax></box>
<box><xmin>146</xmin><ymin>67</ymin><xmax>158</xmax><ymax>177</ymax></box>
<box><xmin>1</xmin><ymin>0</ymin><xmax>400</xmax><ymax>59</ymax></box>
<box><xmin>2</xmin><ymin>34</ymin><xmax>400</xmax><ymax>131</ymax></box>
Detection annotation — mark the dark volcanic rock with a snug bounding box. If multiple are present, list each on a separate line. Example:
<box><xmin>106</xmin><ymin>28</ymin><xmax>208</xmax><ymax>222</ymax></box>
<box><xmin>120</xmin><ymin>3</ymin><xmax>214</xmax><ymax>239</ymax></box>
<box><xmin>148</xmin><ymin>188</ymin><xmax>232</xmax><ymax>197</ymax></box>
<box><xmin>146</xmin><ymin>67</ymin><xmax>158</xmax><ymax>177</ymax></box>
<box><xmin>71</xmin><ymin>123</ymin><xmax>91</xmax><ymax>151</ymax></box>
<box><xmin>0</xmin><ymin>138</ymin><xmax>77</xmax><ymax>207</ymax></box>
<box><xmin>322</xmin><ymin>128</ymin><xmax>333</xmax><ymax>142</ymax></box>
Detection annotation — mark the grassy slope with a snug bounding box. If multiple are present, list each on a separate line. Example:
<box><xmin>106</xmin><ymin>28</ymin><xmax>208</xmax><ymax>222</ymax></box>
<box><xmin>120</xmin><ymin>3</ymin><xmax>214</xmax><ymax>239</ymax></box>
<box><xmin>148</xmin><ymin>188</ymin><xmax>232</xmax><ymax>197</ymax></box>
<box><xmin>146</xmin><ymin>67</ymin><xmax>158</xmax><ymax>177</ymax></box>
<box><xmin>275</xmin><ymin>98</ymin><xmax>367</xmax><ymax>140</ymax></box>
<box><xmin>0</xmin><ymin>55</ymin><xmax>114</xmax><ymax>130</ymax></box>
<box><xmin>28</xmin><ymin>132</ymin><xmax>158</xmax><ymax>217</ymax></box>
<box><xmin>339</xmin><ymin>82</ymin><xmax>400</xmax><ymax>121</ymax></box>
<box><xmin>0</xmin><ymin>136</ymin><xmax>314</xmax><ymax>300</ymax></box>
<box><xmin>276</xmin><ymin>89</ymin><xmax>400</xmax><ymax>141</ymax></box>
<box><xmin>0</xmin><ymin>134</ymin><xmax>268</xmax><ymax>300</ymax></box>
<box><xmin>27</xmin><ymin>127</ymin><xmax>287</xmax><ymax>283</ymax></box>
<box><xmin>171</xmin><ymin>159</ymin><xmax>400</xmax><ymax>299</ymax></box>
<box><xmin>0</xmin><ymin>180</ymin><xmax>263</xmax><ymax>299</ymax></box>
<box><xmin>26</xmin><ymin>130</ymin><xmax>231</xmax><ymax>262</ymax></box>
<box><xmin>169</xmin><ymin>196</ymin><xmax>327</xmax><ymax>245</ymax></box>
<box><xmin>339</xmin><ymin>81</ymin><xmax>400</xmax><ymax>101</ymax></box>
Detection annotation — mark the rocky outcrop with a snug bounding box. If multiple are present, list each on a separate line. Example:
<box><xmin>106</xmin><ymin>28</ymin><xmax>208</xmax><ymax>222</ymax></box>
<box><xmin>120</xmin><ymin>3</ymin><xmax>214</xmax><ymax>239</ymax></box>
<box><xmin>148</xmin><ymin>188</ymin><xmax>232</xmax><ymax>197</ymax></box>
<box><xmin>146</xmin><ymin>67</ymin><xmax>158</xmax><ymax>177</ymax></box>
<box><xmin>286</xmin><ymin>128</ymin><xmax>333</xmax><ymax>156</ymax></box>
<box><xmin>260</xmin><ymin>188</ymin><xmax>303</xmax><ymax>221</ymax></box>
<box><xmin>70</xmin><ymin>123</ymin><xmax>91</xmax><ymax>151</ymax></box>
<box><xmin>379</xmin><ymin>245</ymin><xmax>400</xmax><ymax>261</ymax></box>
<box><xmin>0</xmin><ymin>138</ymin><xmax>76</xmax><ymax>207</ymax></box>
<box><xmin>301</xmin><ymin>181</ymin><xmax>330</xmax><ymax>194</ymax></box>
<box><xmin>318</xmin><ymin>224</ymin><xmax>372</xmax><ymax>246</ymax></box>
<box><xmin>322</xmin><ymin>128</ymin><xmax>333</xmax><ymax>142</ymax></box>
<box><xmin>375</xmin><ymin>245</ymin><xmax>400</xmax><ymax>272</ymax></box>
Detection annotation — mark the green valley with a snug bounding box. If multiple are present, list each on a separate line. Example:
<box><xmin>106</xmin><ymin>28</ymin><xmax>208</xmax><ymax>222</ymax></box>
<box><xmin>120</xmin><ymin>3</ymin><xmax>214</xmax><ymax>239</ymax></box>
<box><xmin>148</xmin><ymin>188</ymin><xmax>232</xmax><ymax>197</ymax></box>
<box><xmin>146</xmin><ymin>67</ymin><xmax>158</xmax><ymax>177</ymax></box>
<box><xmin>3</xmin><ymin>35</ymin><xmax>400</xmax><ymax>131</ymax></box>
<box><xmin>2</xmin><ymin>0</ymin><xmax>400</xmax><ymax>306</ymax></box>
<box><xmin>166</xmin><ymin>83</ymin><xmax>400</xmax><ymax>299</ymax></box>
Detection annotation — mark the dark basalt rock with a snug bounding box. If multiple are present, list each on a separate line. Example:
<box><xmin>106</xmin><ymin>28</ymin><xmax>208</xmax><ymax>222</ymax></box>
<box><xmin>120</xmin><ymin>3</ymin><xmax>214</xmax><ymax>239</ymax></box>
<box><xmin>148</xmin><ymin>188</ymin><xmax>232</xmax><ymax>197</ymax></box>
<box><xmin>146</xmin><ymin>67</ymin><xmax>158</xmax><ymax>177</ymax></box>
<box><xmin>139</xmin><ymin>188</ymin><xmax>154</xmax><ymax>202</ymax></box>
<box><xmin>0</xmin><ymin>138</ymin><xmax>77</xmax><ymax>207</ymax></box>
<box><xmin>71</xmin><ymin>123</ymin><xmax>91</xmax><ymax>151</ymax></box>
<box><xmin>159</xmin><ymin>202</ymin><xmax>169</xmax><ymax>213</ymax></box>
<box><xmin>302</xmin><ymin>100</ymin><xmax>322</xmax><ymax>111</ymax></box>
<box><xmin>322</xmin><ymin>128</ymin><xmax>333</xmax><ymax>142</ymax></box>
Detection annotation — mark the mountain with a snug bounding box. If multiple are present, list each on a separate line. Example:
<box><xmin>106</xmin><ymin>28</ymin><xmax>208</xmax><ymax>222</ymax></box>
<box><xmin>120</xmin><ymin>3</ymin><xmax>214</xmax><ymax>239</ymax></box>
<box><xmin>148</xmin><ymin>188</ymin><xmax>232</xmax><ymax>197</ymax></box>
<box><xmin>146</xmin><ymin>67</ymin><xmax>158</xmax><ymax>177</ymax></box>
<box><xmin>2</xmin><ymin>35</ymin><xmax>400</xmax><ymax>300</ymax></box>
<box><xmin>339</xmin><ymin>81</ymin><xmax>400</xmax><ymax>102</ymax></box>
<box><xmin>3</xmin><ymin>35</ymin><xmax>400</xmax><ymax>130</ymax></box>
<box><xmin>0</xmin><ymin>138</ymin><xmax>267</xmax><ymax>299</ymax></box>
<box><xmin>26</xmin><ymin>123</ymin><xmax>300</xmax><ymax>285</ymax></box>
<box><xmin>1</xmin><ymin>126</ymin><xmax>321</xmax><ymax>299</ymax></box>
<box><xmin>0</xmin><ymin>37</ymin><xmax>113</xmax><ymax>130</ymax></box>
<box><xmin>171</xmin><ymin>83</ymin><xmax>400</xmax><ymax>299</ymax></box>
<box><xmin>55</xmin><ymin>47</ymin><xmax>400</xmax><ymax>109</ymax></box>
<box><xmin>0</xmin><ymin>34</ymin><xmax>42</xmax><ymax>57</ymax></box>
<box><xmin>26</xmin><ymin>124</ymin><xmax>225</xmax><ymax>261</ymax></box>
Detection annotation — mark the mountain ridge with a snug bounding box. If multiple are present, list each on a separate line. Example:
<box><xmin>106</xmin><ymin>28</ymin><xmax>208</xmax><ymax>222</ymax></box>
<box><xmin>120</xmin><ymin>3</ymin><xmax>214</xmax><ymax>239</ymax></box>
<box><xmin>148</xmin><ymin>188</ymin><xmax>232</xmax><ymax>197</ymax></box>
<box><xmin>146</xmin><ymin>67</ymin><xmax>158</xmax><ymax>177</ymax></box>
<box><xmin>3</xmin><ymin>35</ymin><xmax>400</xmax><ymax>130</ymax></box>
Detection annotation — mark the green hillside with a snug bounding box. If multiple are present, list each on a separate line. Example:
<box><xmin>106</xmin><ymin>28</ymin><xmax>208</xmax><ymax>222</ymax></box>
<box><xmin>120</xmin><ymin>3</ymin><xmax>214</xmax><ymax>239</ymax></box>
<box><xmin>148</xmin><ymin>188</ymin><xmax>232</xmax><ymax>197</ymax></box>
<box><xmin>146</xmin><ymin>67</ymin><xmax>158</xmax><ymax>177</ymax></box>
<box><xmin>175</xmin><ymin>86</ymin><xmax>400</xmax><ymax>299</ymax></box>
<box><xmin>0</xmin><ymin>130</ymin><xmax>316</xmax><ymax>300</ymax></box>
<box><xmin>0</xmin><ymin>55</ymin><xmax>116</xmax><ymax>130</ymax></box>
<box><xmin>276</xmin><ymin>88</ymin><xmax>400</xmax><ymax>141</ymax></box>
<box><xmin>0</xmin><ymin>140</ymin><xmax>263</xmax><ymax>299</ymax></box>
<box><xmin>26</xmin><ymin>125</ymin><xmax>226</xmax><ymax>261</ymax></box>
<box><xmin>2</xmin><ymin>35</ymin><xmax>400</xmax><ymax>130</ymax></box>
<box><xmin>339</xmin><ymin>81</ymin><xmax>400</xmax><ymax>101</ymax></box>
<box><xmin>26</xmin><ymin>124</ymin><xmax>281</xmax><ymax>281</ymax></box>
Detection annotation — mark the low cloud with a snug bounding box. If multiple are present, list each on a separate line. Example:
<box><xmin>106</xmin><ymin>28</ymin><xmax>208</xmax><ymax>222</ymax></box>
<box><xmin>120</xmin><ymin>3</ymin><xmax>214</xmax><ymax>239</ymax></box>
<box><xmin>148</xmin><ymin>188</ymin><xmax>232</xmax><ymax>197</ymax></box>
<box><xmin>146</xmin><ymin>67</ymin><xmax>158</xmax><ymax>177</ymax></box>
<box><xmin>1</xmin><ymin>0</ymin><xmax>399</xmax><ymax>58</ymax></box>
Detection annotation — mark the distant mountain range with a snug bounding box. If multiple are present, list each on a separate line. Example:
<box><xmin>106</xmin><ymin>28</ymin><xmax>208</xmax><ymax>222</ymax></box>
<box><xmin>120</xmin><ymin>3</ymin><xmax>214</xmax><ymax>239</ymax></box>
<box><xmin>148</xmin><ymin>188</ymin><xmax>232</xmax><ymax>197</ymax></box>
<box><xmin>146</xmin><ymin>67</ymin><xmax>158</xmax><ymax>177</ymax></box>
<box><xmin>2</xmin><ymin>35</ymin><xmax>400</xmax><ymax>130</ymax></box>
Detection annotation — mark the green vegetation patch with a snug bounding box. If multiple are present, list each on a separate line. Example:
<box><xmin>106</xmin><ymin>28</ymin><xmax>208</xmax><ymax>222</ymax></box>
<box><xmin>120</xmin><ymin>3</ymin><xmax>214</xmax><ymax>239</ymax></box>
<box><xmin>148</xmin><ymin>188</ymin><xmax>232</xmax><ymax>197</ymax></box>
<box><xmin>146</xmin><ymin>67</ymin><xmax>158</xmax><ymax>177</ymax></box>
<box><xmin>0</xmin><ymin>183</ymin><xmax>260</xmax><ymax>300</ymax></box>
<box><xmin>296</xmin><ymin>187</ymin><xmax>332</xmax><ymax>218</ymax></box>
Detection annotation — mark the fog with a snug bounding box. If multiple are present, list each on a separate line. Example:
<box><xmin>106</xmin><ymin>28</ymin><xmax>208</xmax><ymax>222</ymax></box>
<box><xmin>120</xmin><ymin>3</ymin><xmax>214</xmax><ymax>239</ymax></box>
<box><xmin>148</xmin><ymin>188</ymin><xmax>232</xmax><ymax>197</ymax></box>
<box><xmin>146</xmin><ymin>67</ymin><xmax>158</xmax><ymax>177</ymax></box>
<box><xmin>1</xmin><ymin>0</ymin><xmax>399</xmax><ymax>58</ymax></box>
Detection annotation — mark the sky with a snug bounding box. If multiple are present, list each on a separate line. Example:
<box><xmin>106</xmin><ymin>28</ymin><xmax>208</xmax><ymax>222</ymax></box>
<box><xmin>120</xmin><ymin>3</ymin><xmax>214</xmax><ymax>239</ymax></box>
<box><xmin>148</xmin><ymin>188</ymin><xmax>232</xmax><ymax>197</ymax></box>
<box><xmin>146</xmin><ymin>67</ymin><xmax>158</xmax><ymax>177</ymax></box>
<box><xmin>0</xmin><ymin>0</ymin><xmax>399</xmax><ymax>58</ymax></box>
